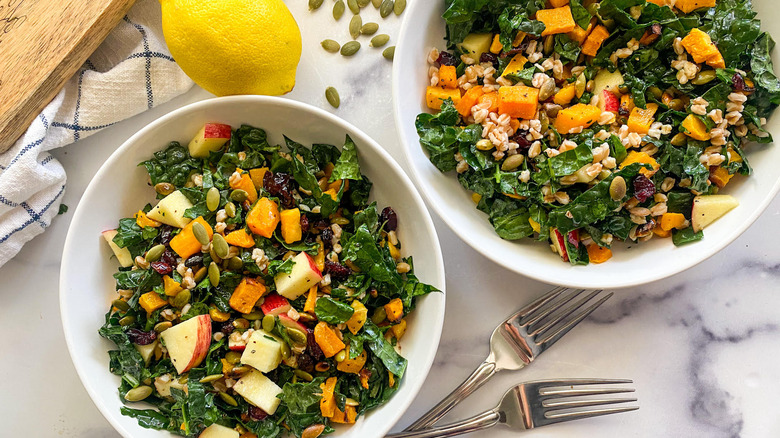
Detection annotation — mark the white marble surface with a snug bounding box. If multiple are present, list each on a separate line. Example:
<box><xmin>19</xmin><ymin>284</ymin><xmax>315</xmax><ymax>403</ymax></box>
<box><xmin>2</xmin><ymin>1</ymin><xmax>780</xmax><ymax>437</ymax></box>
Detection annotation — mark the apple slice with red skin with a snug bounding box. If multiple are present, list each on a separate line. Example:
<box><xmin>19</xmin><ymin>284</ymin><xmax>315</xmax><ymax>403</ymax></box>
<box><xmin>228</xmin><ymin>331</ymin><xmax>247</xmax><ymax>351</ymax></box>
<box><xmin>260</xmin><ymin>293</ymin><xmax>291</xmax><ymax>317</ymax></box>
<box><xmin>601</xmin><ymin>90</ymin><xmax>620</xmax><ymax>112</ymax></box>
<box><xmin>277</xmin><ymin>314</ymin><xmax>307</xmax><ymax>333</ymax></box>
<box><xmin>188</xmin><ymin>123</ymin><xmax>232</xmax><ymax>158</ymax></box>
<box><xmin>160</xmin><ymin>314</ymin><xmax>212</xmax><ymax>374</ymax></box>
<box><xmin>274</xmin><ymin>252</ymin><xmax>323</xmax><ymax>300</ymax></box>
<box><xmin>550</xmin><ymin>228</ymin><xmax>569</xmax><ymax>263</ymax></box>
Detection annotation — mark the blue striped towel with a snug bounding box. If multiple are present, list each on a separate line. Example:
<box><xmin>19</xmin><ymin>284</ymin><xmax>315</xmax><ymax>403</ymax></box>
<box><xmin>0</xmin><ymin>0</ymin><xmax>193</xmax><ymax>267</ymax></box>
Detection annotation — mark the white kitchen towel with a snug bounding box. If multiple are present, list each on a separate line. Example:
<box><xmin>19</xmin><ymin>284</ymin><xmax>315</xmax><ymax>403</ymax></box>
<box><xmin>0</xmin><ymin>0</ymin><xmax>194</xmax><ymax>267</ymax></box>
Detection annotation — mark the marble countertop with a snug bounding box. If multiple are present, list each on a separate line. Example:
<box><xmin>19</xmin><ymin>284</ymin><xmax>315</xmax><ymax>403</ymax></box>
<box><xmin>2</xmin><ymin>2</ymin><xmax>780</xmax><ymax>437</ymax></box>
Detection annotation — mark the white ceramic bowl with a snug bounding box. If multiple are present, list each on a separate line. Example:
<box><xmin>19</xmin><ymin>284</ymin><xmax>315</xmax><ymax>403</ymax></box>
<box><xmin>60</xmin><ymin>96</ymin><xmax>445</xmax><ymax>438</ymax></box>
<box><xmin>393</xmin><ymin>0</ymin><xmax>780</xmax><ymax>289</ymax></box>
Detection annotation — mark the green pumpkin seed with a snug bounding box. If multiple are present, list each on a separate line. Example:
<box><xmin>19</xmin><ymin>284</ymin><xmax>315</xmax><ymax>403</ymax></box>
<box><xmin>347</xmin><ymin>0</ymin><xmax>359</xmax><ymax>14</ymax></box>
<box><xmin>118</xmin><ymin>315</ymin><xmax>136</xmax><ymax>326</ymax></box>
<box><xmin>393</xmin><ymin>0</ymin><xmax>406</xmax><ymax>15</ymax></box>
<box><xmin>333</xmin><ymin>0</ymin><xmax>345</xmax><ymax>19</ymax></box>
<box><xmin>154</xmin><ymin>321</ymin><xmax>172</xmax><ymax>333</ymax></box>
<box><xmin>212</xmin><ymin>233</ymin><xmax>229</xmax><ymax>259</ymax></box>
<box><xmin>112</xmin><ymin>299</ymin><xmax>130</xmax><ymax>312</ymax></box>
<box><xmin>475</xmin><ymin>139</ymin><xmax>494</xmax><ymax>151</ymax></box>
<box><xmin>280</xmin><ymin>342</ymin><xmax>291</xmax><ymax>360</ymax></box>
<box><xmin>370</xmin><ymin>34</ymin><xmax>389</xmax><ymax>47</ymax></box>
<box><xmin>225</xmin><ymin>202</ymin><xmax>237</xmax><ymax>218</ymax></box>
<box><xmin>669</xmin><ymin>99</ymin><xmax>685</xmax><ymax>111</ymax></box>
<box><xmin>349</xmin><ymin>15</ymin><xmax>362</xmax><ymax>39</ymax></box>
<box><xmin>233</xmin><ymin>318</ymin><xmax>250</xmax><ymax>330</ymax></box>
<box><xmin>321</xmin><ymin>39</ymin><xmax>341</xmax><ymax>53</ymax></box>
<box><xmin>382</xmin><ymin>46</ymin><xmax>395</xmax><ymax>61</ymax></box>
<box><xmin>609</xmin><ymin>176</ymin><xmax>627</xmax><ymax>201</ymax></box>
<box><xmin>361</xmin><ymin>22</ymin><xmax>378</xmax><ymax>35</ymax></box>
<box><xmin>208</xmin><ymin>262</ymin><xmax>220</xmax><ymax>287</ymax></box>
<box><xmin>294</xmin><ymin>370</ymin><xmax>314</xmax><ymax>382</ymax></box>
<box><xmin>340</xmin><ymin>41</ymin><xmax>361</xmax><ymax>56</ymax></box>
<box><xmin>372</xmin><ymin>0</ymin><xmax>382</xmax><ymax>7</ymax></box>
<box><xmin>575</xmin><ymin>74</ymin><xmax>587</xmax><ymax>98</ymax></box>
<box><xmin>145</xmin><ymin>244</ymin><xmax>165</xmax><ymax>262</ymax></box>
<box><xmin>199</xmin><ymin>374</ymin><xmax>224</xmax><ymax>383</ymax></box>
<box><xmin>206</xmin><ymin>187</ymin><xmax>220</xmax><ymax>212</ymax></box>
<box><xmin>501</xmin><ymin>154</ymin><xmax>525</xmax><ymax>171</ymax></box>
<box><xmin>309</xmin><ymin>0</ymin><xmax>324</xmax><ymax>10</ymax></box>
<box><xmin>379</xmin><ymin>0</ymin><xmax>393</xmax><ymax>17</ymax></box>
<box><xmin>371</xmin><ymin>307</ymin><xmax>386</xmax><ymax>324</ymax></box>
<box><xmin>335</xmin><ymin>350</ymin><xmax>347</xmax><ymax>362</ymax></box>
<box><xmin>219</xmin><ymin>392</ymin><xmax>238</xmax><ymax>406</ymax></box>
<box><xmin>648</xmin><ymin>86</ymin><xmax>663</xmax><ymax>99</ymax></box>
<box><xmin>225</xmin><ymin>351</ymin><xmax>242</xmax><ymax>365</ymax></box>
<box><xmin>227</xmin><ymin>256</ymin><xmax>243</xmax><ymax>270</ymax></box>
<box><xmin>287</xmin><ymin>327</ymin><xmax>308</xmax><ymax>345</ymax></box>
<box><xmin>230</xmin><ymin>189</ymin><xmax>248</xmax><ymax>203</ymax></box>
<box><xmin>242</xmin><ymin>310</ymin><xmax>262</xmax><ymax>321</ymax></box>
<box><xmin>154</xmin><ymin>182</ymin><xmax>174</xmax><ymax>196</ymax></box>
<box><xmin>125</xmin><ymin>386</ymin><xmax>153</xmax><ymax>402</ymax></box>
<box><xmin>231</xmin><ymin>365</ymin><xmax>251</xmax><ymax>376</ymax></box>
<box><xmin>172</xmin><ymin>289</ymin><xmax>190</xmax><ymax>308</ymax></box>
<box><xmin>325</xmin><ymin>87</ymin><xmax>340</xmax><ymax>108</ymax></box>
<box><xmin>262</xmin><ymin>314</ymin><xmax>276</xmax><ymax>332</ymax></box>
<box><xmin>357</xmin><ymin>0</ymin><xmax>370</xmax><ymax>7</ymax></box>
<box><xmin>192</xmin><ymin>222</ymin><xmax>210</xmax><ymax>246</ymax></box>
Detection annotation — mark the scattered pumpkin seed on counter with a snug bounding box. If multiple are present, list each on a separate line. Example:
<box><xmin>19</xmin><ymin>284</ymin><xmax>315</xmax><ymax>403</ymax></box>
<box><xmin>332</xmin><ymin>0</ymin><xmax>345</xmax><ymax>19</ymax></box>
<box><xmin>370</xmin><ymin>34</ymin><xmax>389</xmax><ymax>48</ymax></box>
<box><xmin>99</xmin><ymin>123</ymin><xmax>438</xmax><ymax>436</ymax></box>
<box><xmin>340</xmin><ymin>40</ymin><xmax>360</xmax><ymax>56</ymax></box>
<box><xmin>325</xmin><ymin>86</ymin><xmax>340</xmax><ymax>108</ymax></box>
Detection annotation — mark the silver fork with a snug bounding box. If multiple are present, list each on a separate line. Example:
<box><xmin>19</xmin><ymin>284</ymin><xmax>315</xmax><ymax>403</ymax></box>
<box><xmin>405</xmin><ymin>287</ymin><xmax>612</xmax><ymax>431</ymax></box>
<box><xmin>388</xmin><ymin>379</ymin><xmax>638</xmax><ymax>438</ymax></box>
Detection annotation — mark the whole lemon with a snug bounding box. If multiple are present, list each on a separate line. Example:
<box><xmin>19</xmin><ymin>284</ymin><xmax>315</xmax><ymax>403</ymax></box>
<box><xmin>160</xmin><ymin>0</ymin><xmax>302</xmax><ymax>96</ymax></box>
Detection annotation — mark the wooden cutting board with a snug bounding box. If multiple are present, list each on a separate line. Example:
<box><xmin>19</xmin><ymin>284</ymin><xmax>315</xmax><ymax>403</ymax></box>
<box><xmin>0</xmin><ymin>0</ymin><xmax>136</xmax><ymax>153</ymax></box>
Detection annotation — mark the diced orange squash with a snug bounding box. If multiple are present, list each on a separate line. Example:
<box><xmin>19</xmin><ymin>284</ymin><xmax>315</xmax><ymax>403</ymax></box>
<box><xmin>279</xmin><ymin>208</ymin><xmax>302</xmax><ymax>244</ymax></box>
<box><xmin>498</xmin><ymin>85</ymin><xmax>539</xmax><ymax>119</ymax></box>
<box><xmin>388</xmin><ymin>241</ymin><xmax>401</xmax><ymax>260</ymax></box>
<box><xmin>327</xmin><ymin>179</ymin><xmax>349</xmax><ymax>193</ymax></box>
<box><xmin>314</xmin><ymin>241</ymin><xmax>325</xmax><ymax>272</ymax></box>
<box><xmin>230</xmin><ymin>170</ymin><xmax>258</xmax><ymax>204</ymax></box>
<box><xmin>323</xmin><ymin>189</ymin><xmax>338</xmax><ymax>201</ymax></box>
<box><xmin>170</xmin><ymin>217</ymin><xmax>213</xmax><ymax>259</ymax></box>
<box><xmin>304</xmin><ymin>286</ymin><xmax>318</xmax><ymax>313</ymax></box>
<box><xmin>582</xmin><ymin>25</ymin><xmax>610</xmax><ymax>57</ymax></box>
<box><xmin>139</xmin><ymin>292</ymin><xmax>167</xmax><ymax>313</ymax></box>
<box><xmin>330</xmin><ymin>405</ymin><xmax>357</xmax><ymax>424</ymax></box>
<box><xmin>529</xmin><ymin>217</ymin><xmax>541</xmax><ymax>233</ymax></box>
<box><xmin>567</xmin><ymin>19</ymin><xmax>594</xmax><ymax>44</ymax></box>
<box><xmin>676</xmin><ymin>0</ymin><xmax>716</xmax><ymax>14</ymax></box>
<box><xmin>249</xmin><ymin>167</ymin><xmax>268</xmax><ymax>190</ymax></box>
<box><xmin>246</xmin><ymin>197</ymin><xmax>280</xmax><ymax>238</ymax></box>
<box><xmin>336</xmin><ymin>346</ymin><xmax>367</xmax><ymax>373</ymax></box>
<box><xmin>426</xmin><ymin>86</ymin><xmax>461</xmax><ymax>110</ymax></box>
<box><xmin>346</xmin><ymin>301</ymin><xmax>368</xmax><ymax>334</ymax></box>
<box><xmin>314</xmin><ymin>322</ymin><xmax>346</xmax><ymax>358</ymax></box>
<box><xmin>586</xmin><ymin>244</ymin><xmax>612</xmax><ymax>264</ymax></box>
<box><xmin>639</xmin><ymin>26</ymin><xmax>662</xmax><ymax>46</ymax></box>
<box><xmin>512</xmin><ymin>31</ymin><xmax>527</xmax><ymax>47</ymax></box>
<box><xmin>135</xmin><ymin>210</ymin><xmax>161</xmax><ymax>228</ymax></box>
<box><xmin>163</xmin><ymin>275</ymin><xmax>183</xmax><ymax>297</ymax></box>
<box><xmin>620</xmin><ymin>151</ymin><xmax>660</xmax><ymax>176</ymax></box>
<box><xmin>537</xmin><ymin>6</ymin><xmax>576</xmax><ymax>36</ymax></box>
<box><xmin>221</xmin><ymin>358</ymin><xmax>234</xmax><ymax>375</ymax></box>
<box><xmin>620</xmin><ymin>94</ymin><xmax>635</xmax><ymax>115</ymax></box>
<box><xmin>707</xmin><ymin>52</ymin><xmax>725</xmax><ymax>69</ymax></box>
<box><xmin>224</xmin><ymin>228</ymin><xmax>255</xmax><ymax>248</ymax></box>
<box><xmin>681</xmin><ymin>28</ymin><xmax>720</xmax><ymax>64</ymax></box>
<box><xmin>390</xmin><ymin>318</ymin><xmax>408</xmax><ymax>340</ymax></box>
<box><xmin>359</xmin><ymin>369</ymin><xmax>371</xmax><ymax>389</ymax></box>
<box><xmin>550</xmin><ymin>0</ymin><xmax>570</xmax><ymax>7</ymax></box>
<box><xmin>438</xmin><ymin>65</ymin><xmax>458</xmax><ymax>89</ymax></box>
<box><xmin>660</xmin><ymin>213</ymin><xmax>686</xmax><ymax>231</ymax></box>
<box><xmin>727</xmin><ymin>147</ymin><xmax>743</xmax><ymax>163</ymax></box>
<box><xmin>627</xmin><ymin>103</ymin><xmax>659</xmax><ymax>134</ymax></box>
<box><xmin>553</xmin><ymin>84</ymin><xmax>577</xmax><ymax>105</ymax></box>
<box><xmin>455</xmin><ymin>87</ymin><xmax>485</xmax><ymax>117</ymax></box>
<box><xmin>320</xmin><ymin>377</ymin><xmax>337</xmax><ymax>418</ymax></box>
<box><xmin>509</xmin><ymin>118</ymin><xmax>521</xmax><ymax>132</ymax></box>
<box><xmin>229</xmin><ymin>277</ymin><xmax>266</xmax><ymax>314</ymax></box>
<box><xmin>653</xmin><ymin>226</ymin><xmax>672</xmax><ymax>238</ymax></box>
<box><xmin>478</xmin><ymin>91</ymin><xmax>500</xmax><ymax>113</ymax></box>
<box><xmin>554</xmin><ymin>104</ymin><xmax>601</xmax><ymax>134</ymax></box>
<box><xmin>681</xmin><ymin>114</ymin><xmax>711</xmax><ymax>141</ymax></box>
<box><xmin>384</xmin><ymin>298</ymin><xmax>404</xmax><ymax>323</ymax></box>
<box><xmin>501</xmin><ymin>54</ymin><xmax>529</xmax><ymax>77</ymax></box>
<box><xmin>489</xmin><ymin>34</ymin><xmax>503</xmax><ymax>54</ymax></box>
<box><xmin>709</xmin><ymin>167</ymin><xmax>734</xmax><ymax>189</ymax></box>
<box><xmin>388</xmin><ymin>372</ymin><xmax>395</xmax><ymax>387</ymax></box>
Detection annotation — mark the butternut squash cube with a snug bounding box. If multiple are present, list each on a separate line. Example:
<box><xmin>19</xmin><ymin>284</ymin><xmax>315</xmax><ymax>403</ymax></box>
<box><xmin>170</xmin><ymin>217</ymin><xmax>213</xmax><ymax>259</ymax></box>
<box><xmin>582</xmin><ymin>25</ymin><xmax>610</xmax><ymax>57</ymax></box>
<box><xmin>709</xmin><ymin>166</ymin><xmax>734</xmax><ymax>189</ymax></box>
<box><xmin>230</xmin><ymin>170</ymin><xmax>258</xmax><ymax>204</ymax></box>
<box><xmin>280</xmin><ymin>208</ymin><xmax>302</xmax><ymax>244</ymax></box>
<box><xmin>489</xmin><ymin>34</ymin><xmax>503</xmax><ymax>54</ymax></box>
<box><xmin>320</xmin><ymin>377</ymin><xmax>337</xmax><ymax>418</ymax></box>
<box><xmin>246</xmin><ymin>197</ymin><xmax>280</xmax><ymax>238</ymax></box>
<box><xmin>224</xmin><ymin>228</ymin><xmax>255</xmax><ymax>248</ymax></box>
<box><xmin>567</xmin><ymin>19</ymin><xmax>594</xmax><ymax>44</ymax></box>
<box><xmin>620</xmin><ymin>151</ymin><xmax>660</xmax><ymax>176</ymax></box>
<box><xmin>553</xmin><ymin>84</ymin><xmax>577</xmax><ymax>105</ymax></box>
<box><xmin>336</xmin><ymin>346</ymin><xmax>367</xmax><ymax>374</ymax></box>
<box><xmin>498</xmin><ymin>85</ymin><xmax>539</xmax><ymax>119</ymax></box>
<box><xmin>139</xmin><ymin>292</ymin><xmax>168</xmax><ymax>314</ymax></box>
<box><xmin>438</xmin><ymin>65</ymin><xmax>458</xmax><ymax>89</ymax></box>
<box><xmin>346</xmin><ymin>300</ymin><xmax>368</xmax><ymax>334</ymax></box>
<box><xmin>330</xmin><ymin>405</ymin><xmax>357</xmax><ymax>424</ymax></box>
<box><xmin>426</xmin><ymin>86</ymin><xmax>461</xmax><ymax>110</ymax></box>
<box><xmin>676</xmin><ymin>0</ymin><xmax>716</xmax><ymax>14</ymax></box>
<box><xmin>553</xmin><ymin>104</ymin><xmax>601</xmax><ymax>134</ymax></box>
<box><xmin>314</xmin><ymin>322</ymin><xmax>346</xmax><ymax>358</ymax></box>
<box><xmin>660</xmin><ymin>213</ymin><xmax>687</xmax><ymax>231</ymax></box>
<box><xmin>537</xmin><ymin>6</ymin><xmax>576</xmax><ymax>36</ymax></box>
<box><xmin>384</xmin><ymin>298</ymin><xmax>404</xmax><ymax>323</ymax></box>
<box><xmin>627</xmin><ymin>103</ymin><xmax>659</xmax><ymax>134</ymax></box>
<box><xmin>681</xmin><ymin>28</ymin><xmax>720</xmax><ymax>64</ymax></box>
<box><xmin>135</xmin><ymin>210</ymin><xmax>161</xmax><ymax>228</ymax></box>
<box><xmin>229</xmin><ymin>277</ymin><xmax>266</xmax><ymax>314</ymax></box>
<box><xmin>681</xmin><ymin>114</ymin><xmax>711</xmax><ymax>141</ymax></box>
<box><xmin>163</xmin><ymin>275</ymin><xmax>183</xmax><ymax>297</ymax></box>
<box><xmin>550</xmin><ymin>0</ymin><xmax>570</xmax><ymax>7</ymax></box>
<box><xmin>455</xmin><ymin>87</ymin><xmax>485</xmax><ymax>117</ymax></box>
<box><xmin>249</xmin><ymin>167</ymin><xmax>268</xmax><ymax>190</ymax></box>
<box><xmin>478</xmin><ymin>91</ymin><xmax>500</xmax><ymax>113</ymax></box>
<box><xmin>500</xmin><ymin>54</ymin><xmax>529</xmax><ymax>77</ymax></box>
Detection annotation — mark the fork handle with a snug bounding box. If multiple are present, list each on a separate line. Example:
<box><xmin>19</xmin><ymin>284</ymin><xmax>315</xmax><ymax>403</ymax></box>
<box><xmin>388</xmin><ymin>409</ymin><xmax>500</xmax><ymax>438</ymax></box>
<box><xmin>404</xmin><ymin>359</ymin><xmax>497</xmax><ymax>431</ymax></box>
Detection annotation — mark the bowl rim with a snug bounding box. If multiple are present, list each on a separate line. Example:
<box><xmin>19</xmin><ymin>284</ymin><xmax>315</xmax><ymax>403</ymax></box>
<box><xmin>59</xmin><ymin>95</ymin><xmax>446</xmax><ymax>438</ymax></box>
<box><xmin>391</xmin><ymin>0</ymin><xmax>780</xmax><ymax>289</ymax></box>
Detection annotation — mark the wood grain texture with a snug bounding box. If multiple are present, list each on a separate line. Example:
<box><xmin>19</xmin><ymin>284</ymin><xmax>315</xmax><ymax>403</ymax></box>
<box><xmin>0</xmin><ymin>0</ymin><xmax>136</xmax><ymax>153</ymax></box>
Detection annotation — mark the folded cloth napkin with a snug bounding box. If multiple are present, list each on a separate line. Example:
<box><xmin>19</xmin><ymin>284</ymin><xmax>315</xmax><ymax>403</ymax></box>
<box><xmin>0</xmin><ymin>0</ymin><xmax>194</xmax><ymax>267</ymax></box>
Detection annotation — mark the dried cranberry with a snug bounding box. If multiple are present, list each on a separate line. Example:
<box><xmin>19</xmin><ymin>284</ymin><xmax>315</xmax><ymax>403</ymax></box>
<box><xmin>479</xmin><ymin>52</ymin><xmax>499</xmax><ymax>68</ymax></box>
<box><xmin>126</xmin><ymin>328</ymin><xmax>157</xmax><ymax>345</ymax></box>
<box><xmin>436</xmin><ymin>51</ymin><xmax>457</xmax><ymax>66</ymax></box>
<box><xmin>158</xmin><ymin>226</ymin><xmax>174</xmax><ymax>246</ymax></box>
<box><xmin>500</xmin><ymin>46</ymin><xmax>526</xmax><ymax>58</ymax></box>
<box><xmin>297</xmin><ymin>354</ymin><xmax>315</xmax><ymax>373</ymax></box>
<box><xmin>263</xmin><ymin>171</ymin><xmax>294</xmax><ymax>207</ymax></box>
<box><xmin>325</xmin><ymin>259</ymin><xmax>351</xmax><ymax>281</ymax></box>
<box><xmin>248</xmin><ymin>406</ymin><xmax>268</xmax><ymax>421</ymax></box>
<box><xmin>618</xmin><ymin>106</ymin><xmax>630</xmax><ymax>117</ymax></box>
<box><xmin>219</xmin><ymin>321</ymin><xmax>234</xmax><ymax>335</ymax></box>
<box><xmin>632</xmin><ymin>175</ymin><xmax>656</xmax><ymax>203</ymax></box>
<box><xmin>567</xmin><ymin>230</ymin><xmax>580</xmax><ymax>249</ymax></box>
<box><xmin>150</xmin><ymin>261</ymin><xmax>172</xmax><ymax>275</ymax></box>
<box><xmin>321</xmin><ymin>227</ymin><xmax>334</xmax><ymax>246</ymax></box>
<box><xmin>380</xmin><ymin>206</ymin><xmax>398</xmax><ymax>231</ymax></box>
<box><xmin>307</xmin><ymin>328</ymin><xmax>324</xmax><ymax>360</ymax></box>
<box><xmin>300</xmin><ymin>214</ymin><xmax>310</xmax><ymax>234</ymax></box>
<box><xmin>184</xmin><ymin>254</ymin><xmax>203</xmax><ymax>268</ymax></box>
<box><xmin>511</xmin><ymin>129</ymin><xmax>532</xmax><ymax>151</ymax></box>
<box><xmin>160</xmin><ymin>249</ymin><xmax>177</xmax><ymax>267</ymax></box>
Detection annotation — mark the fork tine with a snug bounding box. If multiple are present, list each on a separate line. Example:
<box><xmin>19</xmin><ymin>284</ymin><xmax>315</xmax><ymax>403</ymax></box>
<box><xmin>527</xmin><ymin>289</ymin><xmax>602</xmax><ymax>335</ymax></box>
<box><xmin>522</xmin><ymin>288</ymin><xmax>586</xmax><ymax>327</ymax></box>
<box><xmin>535</xmin><ymin>378</ymin><xmax>633</xmax><ymax>388</ymax></box>
<box><xmin>539</xmin><ymin>387</ymin><xmax>635</xmax><ymax>398</ymax></box>
<box><xmin>543</xmin><ymin>397</ymin><xmax>637</xmax><ymax>409</ymax></box>
<box><xmin>543</xmin><ymin>405</ymin><xmax>639</xmax><ymax>423</ymax></box>
<box><xmin>536</xmin><ymin>292</ymin><xmax>612</xmax><ymax>349</ymax></box>
<box><xmin>516</xmin><ymin>286</ymin><xmax>568</xmax><ymax>319</ymax></box>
